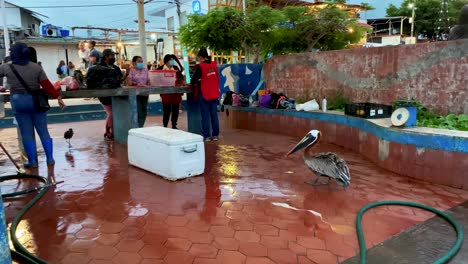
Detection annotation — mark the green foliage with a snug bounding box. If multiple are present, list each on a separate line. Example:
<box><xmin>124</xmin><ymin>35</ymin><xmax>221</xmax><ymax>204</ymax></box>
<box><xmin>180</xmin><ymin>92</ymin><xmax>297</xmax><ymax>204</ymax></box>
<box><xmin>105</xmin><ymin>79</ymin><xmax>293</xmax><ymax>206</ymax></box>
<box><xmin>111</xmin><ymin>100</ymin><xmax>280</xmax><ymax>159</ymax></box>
<box><xmin>179</xmin><ymin>3</ymin><xmax>369</xmax><ymax>61</ymax></box>
<box><xmin>393</xmin><ymin>100</ymin><xmax>468</xmax><ymax>131</ymax></box>
<box><xmin>179</xmin><ymin>8</ymin><xmax>244</xmax><ymax>53</ymax></box>
<box><xmin>386</xmin><ymin>0</ymin><xmax>467</xmax><ymax>38</ymax></box>
<box><xmin>327</xmin><ymin>91</ymin><xmax>351</xmax><ymax>111</ymax></box>
<box><xmin>360</xmin><ymin>2</ymin><xmax>375</xmax><ymax>11</ymax></box>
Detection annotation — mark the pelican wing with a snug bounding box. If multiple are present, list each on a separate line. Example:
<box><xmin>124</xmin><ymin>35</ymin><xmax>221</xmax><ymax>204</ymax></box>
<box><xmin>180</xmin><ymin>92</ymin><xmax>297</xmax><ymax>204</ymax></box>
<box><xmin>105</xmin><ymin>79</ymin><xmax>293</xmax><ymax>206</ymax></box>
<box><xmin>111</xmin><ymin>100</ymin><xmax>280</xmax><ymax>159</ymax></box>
<box><xmin>303</xmin><ymin>152</ymin><xmax>351</xmax><ymax>183</ymax></box>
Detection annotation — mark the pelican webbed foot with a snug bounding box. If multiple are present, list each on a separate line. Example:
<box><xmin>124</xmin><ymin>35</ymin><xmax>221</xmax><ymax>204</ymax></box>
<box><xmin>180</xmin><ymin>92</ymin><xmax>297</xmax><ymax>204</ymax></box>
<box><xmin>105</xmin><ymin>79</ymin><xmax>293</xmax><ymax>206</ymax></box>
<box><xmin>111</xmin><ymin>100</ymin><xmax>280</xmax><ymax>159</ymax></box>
<box><xmin>305</xmin><ymin>176</ymin><xmax>331</xmax><ymax>186</ymax></box>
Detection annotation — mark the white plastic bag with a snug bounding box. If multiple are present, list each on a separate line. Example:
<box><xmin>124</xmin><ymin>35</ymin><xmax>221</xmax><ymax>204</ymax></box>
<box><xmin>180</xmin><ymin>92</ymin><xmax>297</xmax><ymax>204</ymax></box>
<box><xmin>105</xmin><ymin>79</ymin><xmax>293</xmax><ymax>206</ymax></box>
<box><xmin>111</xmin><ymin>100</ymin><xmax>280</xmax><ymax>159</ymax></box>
<box><xmin>303</xmin><ymin>99</ymin><xmax>320</xmax><ymax>111</ymax></box>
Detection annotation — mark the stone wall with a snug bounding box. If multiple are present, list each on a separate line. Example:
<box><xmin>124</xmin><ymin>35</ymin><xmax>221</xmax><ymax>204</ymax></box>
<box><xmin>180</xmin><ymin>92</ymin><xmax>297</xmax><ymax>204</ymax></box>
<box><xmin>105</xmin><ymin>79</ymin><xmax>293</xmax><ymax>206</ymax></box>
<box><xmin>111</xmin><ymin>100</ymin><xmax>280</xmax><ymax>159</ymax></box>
<box><xmin>264</xmin><ymin>40</ymin><xmax>468</xmax><ymax>114</ymax></box>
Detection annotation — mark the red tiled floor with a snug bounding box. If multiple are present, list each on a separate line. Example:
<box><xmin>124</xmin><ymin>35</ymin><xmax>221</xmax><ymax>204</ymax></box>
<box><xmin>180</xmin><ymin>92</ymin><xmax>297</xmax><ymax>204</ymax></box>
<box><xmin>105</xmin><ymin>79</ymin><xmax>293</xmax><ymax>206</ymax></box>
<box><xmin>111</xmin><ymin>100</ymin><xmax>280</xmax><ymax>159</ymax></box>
<box><xmin>1</xmin><ymin>115</ymin><xmax>467</xmax><ymax>264</ymax></box>
<box><xmin>239</xmin><ymin>242</ymin><xmax>268</xmax><ymax>257</ymax></box>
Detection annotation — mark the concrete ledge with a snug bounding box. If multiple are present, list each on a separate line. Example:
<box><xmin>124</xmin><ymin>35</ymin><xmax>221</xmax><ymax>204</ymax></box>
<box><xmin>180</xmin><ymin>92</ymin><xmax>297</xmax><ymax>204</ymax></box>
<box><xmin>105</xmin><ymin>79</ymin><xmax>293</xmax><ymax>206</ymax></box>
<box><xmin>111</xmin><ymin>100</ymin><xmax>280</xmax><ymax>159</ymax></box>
<box><xmin>224</xmin><ymin>107</ymin><xmax>468</xmax><ymax>189</ymax></box>
<box><xmin>0</xmin><ymin>101</ymin><xmax>187</xmax><ymax>128</ymax></box>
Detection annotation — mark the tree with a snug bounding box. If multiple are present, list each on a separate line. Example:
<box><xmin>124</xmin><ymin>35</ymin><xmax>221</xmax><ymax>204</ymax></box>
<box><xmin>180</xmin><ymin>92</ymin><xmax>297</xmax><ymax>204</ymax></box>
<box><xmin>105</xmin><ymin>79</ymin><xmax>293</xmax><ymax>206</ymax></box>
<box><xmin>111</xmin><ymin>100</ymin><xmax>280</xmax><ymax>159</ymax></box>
<box><xmin>179</xmin><ymin>8</ymin><xmax>244</xmax><ymax>54</ymax></box>
<box><xmin>179</xmin><ymin>1</ymin><xmax>370</xmax><ymax>62</ymax></box>
<box><xmin>386</xmin><ymin>0</ymin><xmax>467</xmax><ymax>38</ymax></box>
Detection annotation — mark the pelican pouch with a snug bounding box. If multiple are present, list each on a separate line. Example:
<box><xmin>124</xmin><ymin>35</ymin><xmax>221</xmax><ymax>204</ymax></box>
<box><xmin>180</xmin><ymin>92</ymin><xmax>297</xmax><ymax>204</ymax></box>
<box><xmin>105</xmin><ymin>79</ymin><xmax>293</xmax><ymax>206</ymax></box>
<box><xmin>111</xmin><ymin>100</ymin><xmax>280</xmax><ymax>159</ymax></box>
<box><xmin>9</xmin><ymin>65</ymin><xmax>50</xmax><ymax>112</ymax></box>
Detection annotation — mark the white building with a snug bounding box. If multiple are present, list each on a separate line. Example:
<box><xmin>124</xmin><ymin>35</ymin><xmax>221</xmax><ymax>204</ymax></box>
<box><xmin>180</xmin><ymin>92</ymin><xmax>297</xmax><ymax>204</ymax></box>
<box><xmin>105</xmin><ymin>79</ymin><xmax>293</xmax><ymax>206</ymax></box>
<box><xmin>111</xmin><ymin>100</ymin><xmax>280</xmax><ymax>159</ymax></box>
<box><xmin>147</xmin><ymin>0</ymin><xmax>208</xmax><ymax>57</ymax></box>
<box><xmin>148</xmin><ymin>0</ymin><xmax>209</xmax><ymax>32</ymax></box>
<box><xmin>1</xmin><ymin>1</ymin><xmax>45</xmax><ymax>58</ymax></box>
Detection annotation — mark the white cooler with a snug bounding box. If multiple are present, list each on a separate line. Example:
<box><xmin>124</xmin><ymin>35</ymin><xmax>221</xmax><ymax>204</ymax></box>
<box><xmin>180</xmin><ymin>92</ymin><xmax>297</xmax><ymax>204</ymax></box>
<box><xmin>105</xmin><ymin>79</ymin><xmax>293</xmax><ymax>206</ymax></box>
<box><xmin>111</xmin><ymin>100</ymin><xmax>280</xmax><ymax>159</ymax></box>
<box><xmin>128</xmin><ymin>127</ymin><xmax>205</xmax><ymax>180</ymax></box>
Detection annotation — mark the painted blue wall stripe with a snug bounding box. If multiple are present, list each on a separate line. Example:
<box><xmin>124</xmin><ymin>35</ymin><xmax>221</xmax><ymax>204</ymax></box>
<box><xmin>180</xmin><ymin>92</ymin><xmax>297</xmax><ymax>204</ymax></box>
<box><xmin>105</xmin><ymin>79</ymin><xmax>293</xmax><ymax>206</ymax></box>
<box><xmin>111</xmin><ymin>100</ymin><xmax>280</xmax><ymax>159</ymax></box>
<box><xmin>228</xmin><ymin>107</ymin><xmax>468</xmax><ymax>153</ymax></box>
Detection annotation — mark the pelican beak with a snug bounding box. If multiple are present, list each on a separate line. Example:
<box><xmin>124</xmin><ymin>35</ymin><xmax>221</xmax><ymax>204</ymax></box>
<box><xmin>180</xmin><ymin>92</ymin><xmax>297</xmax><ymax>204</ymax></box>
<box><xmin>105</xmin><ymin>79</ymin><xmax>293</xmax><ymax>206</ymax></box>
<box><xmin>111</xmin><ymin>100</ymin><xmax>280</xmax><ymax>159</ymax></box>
<box><xmin>285</xmin><ymin>133</ymin><xmax>318</xmax><ymax>157</ymax></box>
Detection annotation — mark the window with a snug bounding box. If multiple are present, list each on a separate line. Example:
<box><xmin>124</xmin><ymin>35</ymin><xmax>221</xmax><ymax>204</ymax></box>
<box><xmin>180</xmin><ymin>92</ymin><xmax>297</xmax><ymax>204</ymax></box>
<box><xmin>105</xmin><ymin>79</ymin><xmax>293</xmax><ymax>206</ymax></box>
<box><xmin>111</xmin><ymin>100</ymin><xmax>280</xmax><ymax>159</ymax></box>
<box><xmin>0</xmin><ymin>32</ymin><xmax>15</xmax><ymax>49</ymax></box>
<box><xmin>167</xmin><ymin>16</ymin><xmax>175</xmax><ymax>31</ymax></box>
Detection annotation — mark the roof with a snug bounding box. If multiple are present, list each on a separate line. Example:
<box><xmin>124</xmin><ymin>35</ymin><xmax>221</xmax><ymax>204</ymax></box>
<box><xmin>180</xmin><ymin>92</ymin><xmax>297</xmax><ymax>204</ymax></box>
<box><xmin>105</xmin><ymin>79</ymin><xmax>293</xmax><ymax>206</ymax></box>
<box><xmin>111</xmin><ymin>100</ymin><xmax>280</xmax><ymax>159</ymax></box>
<box><xmin>358</xmin><ymin>22</ymin><xmax>373</xmax><ymax>28</ymax></box>
<box><xmin>5</xmin><ymin>1</ymin><xmax>49</xmax><ymax>22</ymax></box>
<box><xmin>22</xmin><ymin>37</ymin><xmax>119</xmax><ymax>46</ymax></box>
<box><xmin>22</xmin><ymin>37</ymin><xmax>82</xmax><ymax>45</ymax></box>
<box><xmin>367</xmin><ymin>17</ymin><xmax>408</xmax><ymax>24</ymax></box>
<box><xmin>308</xmin><ymin>1</ymin><xmax>364</xmax><ymax>12</ymax></box>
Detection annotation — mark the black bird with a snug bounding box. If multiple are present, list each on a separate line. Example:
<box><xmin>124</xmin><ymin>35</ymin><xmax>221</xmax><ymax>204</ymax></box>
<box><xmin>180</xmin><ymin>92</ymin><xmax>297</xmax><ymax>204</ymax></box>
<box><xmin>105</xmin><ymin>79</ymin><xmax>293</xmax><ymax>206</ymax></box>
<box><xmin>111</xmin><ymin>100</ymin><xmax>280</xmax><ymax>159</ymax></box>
<box><xmin>64</xmin><ymin>129</ymin><xmax>74</xmax><ymax>147</ymax></box>
<box><xmin>286</xmin><ymin>130</ymin><xmax>351</xmax><ymax>188</ymax></box>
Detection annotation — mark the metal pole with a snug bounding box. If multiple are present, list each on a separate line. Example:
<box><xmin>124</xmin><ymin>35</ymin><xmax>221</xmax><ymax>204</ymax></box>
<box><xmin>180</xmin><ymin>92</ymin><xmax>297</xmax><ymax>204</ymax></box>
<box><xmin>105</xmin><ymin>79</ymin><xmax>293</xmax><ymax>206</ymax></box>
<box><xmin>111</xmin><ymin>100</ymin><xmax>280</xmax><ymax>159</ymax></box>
<box><xmin>65</xmin><ymin>48</ymin><xmax>69</xmax><ymax>76</ymax></box>
<box><xmin>137</xmin><ymin>0</ymin><xmax>147</xmax><ymax>63</ymax></box>
<box><xmin>410</xmin><ymin>7</ymin><xmax>415</xmax><ymax>40</ymax></box>
<box><xmin>175</xmin><ymin>0</ymin><xmax>182</xmax><ymax>29</ymax></box>
<box><xmin>175</xmin><ymin>0</ymin><xmax>190</xmax><ymax>83</ymax></box>
<box><xmin>388</xmin><ymin>19</ymin><xmax>391</xmax><ymax>36</ymax></box>
<box><xmin>118</xmin><ymin>32</ymin><xmax>122</xmax><ymax>67</ymax></box>
<box><xmin>400</xmin><ymin>17</ymin><xmax>405</xmax><ymax>35</ymax></box>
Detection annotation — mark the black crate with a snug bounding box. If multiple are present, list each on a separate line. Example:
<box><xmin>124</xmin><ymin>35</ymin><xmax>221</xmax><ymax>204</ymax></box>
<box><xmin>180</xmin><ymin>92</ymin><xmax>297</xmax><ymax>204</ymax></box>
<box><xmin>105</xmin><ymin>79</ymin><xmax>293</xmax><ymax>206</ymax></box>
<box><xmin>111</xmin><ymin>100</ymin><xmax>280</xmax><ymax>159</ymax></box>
<box><xmin>345</xmin><ymin>103</ymin><xmax>392</xmax><ymax>119</ymax></box>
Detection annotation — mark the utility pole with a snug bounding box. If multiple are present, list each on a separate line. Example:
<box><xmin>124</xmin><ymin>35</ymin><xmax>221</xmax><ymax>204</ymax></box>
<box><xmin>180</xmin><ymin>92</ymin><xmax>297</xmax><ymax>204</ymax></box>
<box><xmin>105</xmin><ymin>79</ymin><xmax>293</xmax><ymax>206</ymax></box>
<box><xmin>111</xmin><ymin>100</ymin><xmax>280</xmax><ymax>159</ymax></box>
<box><xmin>174</xmin><ymin>0</ymin><xmax>190</xmax><ymax>83</ymax></box>
<box><xmin>135</xmin><ymin>0</ymin><xmax>152</xmax><ymax>63</ymax></box>
<box><xmin>1</xmin><ymin>0</ymin><xmax>10</xmax><ymax>54</ymax></box>
<box><xmin>409</xmin><ymin>3</ymin><xmax>416</xmax><ymax>43</ymax></box>
<box><xmin>175</xmin><ymin>0</ymin><xmax>181</xmax><ymax>27</ymax></box>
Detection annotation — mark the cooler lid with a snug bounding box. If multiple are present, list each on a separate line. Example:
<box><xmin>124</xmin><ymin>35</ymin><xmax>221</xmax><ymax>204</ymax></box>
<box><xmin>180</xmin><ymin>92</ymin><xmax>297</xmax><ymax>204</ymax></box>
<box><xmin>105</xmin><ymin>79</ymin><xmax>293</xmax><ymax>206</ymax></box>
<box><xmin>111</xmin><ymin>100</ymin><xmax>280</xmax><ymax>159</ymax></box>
<box><xmin>128</xmin><ymin>127</ymin><xmax>203</xmax><ymax>145</ymax></box>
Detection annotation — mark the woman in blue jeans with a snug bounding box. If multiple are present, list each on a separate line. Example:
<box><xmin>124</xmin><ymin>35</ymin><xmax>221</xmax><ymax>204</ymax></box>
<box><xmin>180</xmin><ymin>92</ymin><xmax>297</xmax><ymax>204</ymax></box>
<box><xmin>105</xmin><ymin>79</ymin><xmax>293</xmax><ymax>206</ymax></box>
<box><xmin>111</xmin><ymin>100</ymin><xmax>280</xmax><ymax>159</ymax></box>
<box><xmin>0</xmin><ymin>42</ymin><xmax>66</xmax><ymax>168</ymax></box>
<box><xmin>190</xmin><ymin>48</ymin><xmax>220</xmax><ymax>141</ymax></box>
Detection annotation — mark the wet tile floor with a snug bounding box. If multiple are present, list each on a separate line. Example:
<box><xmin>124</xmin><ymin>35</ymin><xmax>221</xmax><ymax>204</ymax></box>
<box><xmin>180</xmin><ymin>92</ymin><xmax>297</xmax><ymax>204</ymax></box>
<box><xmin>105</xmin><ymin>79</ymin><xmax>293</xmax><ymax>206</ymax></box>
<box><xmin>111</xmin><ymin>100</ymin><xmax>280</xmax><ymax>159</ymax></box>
<box><xmin>1</xmin><ymin>115</ymin><xmax>467</xmax><ymax>264</ymax></box>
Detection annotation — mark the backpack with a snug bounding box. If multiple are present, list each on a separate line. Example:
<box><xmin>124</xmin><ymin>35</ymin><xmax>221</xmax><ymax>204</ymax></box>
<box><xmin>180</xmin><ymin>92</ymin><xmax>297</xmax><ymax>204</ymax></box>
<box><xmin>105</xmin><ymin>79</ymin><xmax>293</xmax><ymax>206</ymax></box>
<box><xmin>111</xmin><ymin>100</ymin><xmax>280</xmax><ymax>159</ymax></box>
<box><xmin>276</xmin><ymin>95</ymin><xmax>287</xmax><ymax>109</ymax></box>
<box><xmin>259</xmin><ymin>94</ymin><xmax>272</xmax><ymax>108</ymax></box>
<box><xmin>268</xmin><ymin>93</ymin><xmax>288</xmax><ymax>109</ymax></box>
<box><xmin>239</xmin><ymin>95</ymin><xmax>250</xmax><ymax>107</ymax></box>
<box><xmin>280</xmin><ymin>98</ymin><xmax>295</xmax><ymax>109</ymax></box>
<box><xmin>56</xmin><ymin>67</ymin><xmax>63</xmax><ymax>75</ymax></box>
<box><xmin>223</xmin><ymin>91</ymin><xmax>234</xmax><ymax>106</ymax></box>
<box><xmin>232</xmin><ymin>94</ymin><xmax>241</xmax><ymax>106</ymax></box>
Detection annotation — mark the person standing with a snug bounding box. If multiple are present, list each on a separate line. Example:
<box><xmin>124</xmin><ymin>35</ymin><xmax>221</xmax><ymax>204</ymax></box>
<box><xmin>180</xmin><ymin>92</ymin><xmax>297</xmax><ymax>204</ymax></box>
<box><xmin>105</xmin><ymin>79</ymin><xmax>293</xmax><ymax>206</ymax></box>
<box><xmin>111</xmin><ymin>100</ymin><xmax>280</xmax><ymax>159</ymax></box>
<box><xmin>86</xmin><ymin>49</ymin><xmax>122</xmax><ymax>141</ymax></box>
<box><xmin>88</xmin><ymin>40</ymin><xmax>101</xmax><ymax>67</ymax></box>
<box><xmin>68</xmin><ymin>61</ymin><xmax>76</xmax><ymax>76</ymax></box>
<box><xmin>0</xmin><ymin>42</ymin><xmax>66</xmax><ymax>167</ymax></box>
<box><xmin>190</xmin><ymin>48</ymin><xmax>220</xmax><ymax>141</ymax></box>
<box><xmin>56</xmin><ymin>60</ymin><xmax>66</xmax><ymax>79</ymax></box>
<box><xmin>127</xmin><ymin>56</ymin><xmax>150</xmax><ymax>127</ymax></box>
<box><xmin>78</xmin><ymin>41</ymin><xmax>90</xmax><ymax>69</ymax></box>
<box><xmin>158</xmin><ymin>54</ymin><xmax>184</xmax><ymax>129</ymax></box>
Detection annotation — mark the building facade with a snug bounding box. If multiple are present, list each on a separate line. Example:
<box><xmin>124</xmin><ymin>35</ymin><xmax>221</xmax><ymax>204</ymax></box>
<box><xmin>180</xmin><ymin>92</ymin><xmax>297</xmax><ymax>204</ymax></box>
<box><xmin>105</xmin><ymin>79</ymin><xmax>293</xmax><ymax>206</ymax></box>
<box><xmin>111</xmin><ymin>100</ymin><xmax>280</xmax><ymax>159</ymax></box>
<box><xmin>0</xmin><ymin>1</ymin><xmax>44</xmax><ymax>58</ymax></box>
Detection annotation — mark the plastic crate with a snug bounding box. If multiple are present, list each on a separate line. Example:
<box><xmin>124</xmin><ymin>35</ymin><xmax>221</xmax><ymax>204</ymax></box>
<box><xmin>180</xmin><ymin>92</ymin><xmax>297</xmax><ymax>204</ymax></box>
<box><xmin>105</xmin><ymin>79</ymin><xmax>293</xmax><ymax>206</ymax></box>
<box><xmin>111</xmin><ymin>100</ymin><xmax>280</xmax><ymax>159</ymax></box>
<box><xmin>149</xmin><ymin>70</ymin><xmax>177</xmax><ymax>86</ymax></box>
<box><xmin>345</xmin><ymin>103</ymin><xmax>392</xmax><ymax>119</ymax></box>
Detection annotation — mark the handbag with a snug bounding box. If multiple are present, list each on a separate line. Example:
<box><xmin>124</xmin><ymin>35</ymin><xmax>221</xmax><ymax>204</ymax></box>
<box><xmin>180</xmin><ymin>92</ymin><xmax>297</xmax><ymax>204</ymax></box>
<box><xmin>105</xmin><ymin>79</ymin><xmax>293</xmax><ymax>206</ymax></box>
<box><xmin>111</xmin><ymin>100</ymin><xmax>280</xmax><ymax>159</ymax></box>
<box><xmin>9</xmin><ymin>65</ymin><xmax>51</xmax><ymax>112</ymax></box>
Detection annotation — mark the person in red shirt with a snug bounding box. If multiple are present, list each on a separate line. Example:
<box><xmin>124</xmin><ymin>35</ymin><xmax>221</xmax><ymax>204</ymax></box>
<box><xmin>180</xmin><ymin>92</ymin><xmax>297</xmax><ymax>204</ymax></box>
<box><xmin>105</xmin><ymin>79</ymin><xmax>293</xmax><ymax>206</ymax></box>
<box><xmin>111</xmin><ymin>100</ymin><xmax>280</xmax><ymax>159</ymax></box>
<box><xmin>190</xmin><ymin>48</ymin><xmax>220</xmax><ymax>141</ymax></box>
<box><xmin>157</xmin><ymin>54</ymin><xmax>184</xmax><ymax>129</ymax></box>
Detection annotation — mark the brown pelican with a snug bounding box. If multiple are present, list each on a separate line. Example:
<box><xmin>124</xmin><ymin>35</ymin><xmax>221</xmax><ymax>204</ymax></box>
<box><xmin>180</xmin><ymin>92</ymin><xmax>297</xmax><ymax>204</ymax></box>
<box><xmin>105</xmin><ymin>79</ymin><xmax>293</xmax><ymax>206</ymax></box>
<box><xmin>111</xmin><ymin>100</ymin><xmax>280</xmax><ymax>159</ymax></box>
<box><xmin>286</xmin><ymin>130</ymin><xmax>351</xmax><ymax>187</ymax></box>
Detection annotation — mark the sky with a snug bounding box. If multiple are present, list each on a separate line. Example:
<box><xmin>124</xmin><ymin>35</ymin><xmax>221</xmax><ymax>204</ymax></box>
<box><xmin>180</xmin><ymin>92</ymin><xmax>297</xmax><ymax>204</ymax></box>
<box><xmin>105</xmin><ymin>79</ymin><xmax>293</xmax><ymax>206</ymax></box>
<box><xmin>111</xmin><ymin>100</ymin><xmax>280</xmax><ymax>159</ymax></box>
<box><xmin>12</xmin><ymin>0</ymin><xmax>404</xmax><ymax>34</ymax></box>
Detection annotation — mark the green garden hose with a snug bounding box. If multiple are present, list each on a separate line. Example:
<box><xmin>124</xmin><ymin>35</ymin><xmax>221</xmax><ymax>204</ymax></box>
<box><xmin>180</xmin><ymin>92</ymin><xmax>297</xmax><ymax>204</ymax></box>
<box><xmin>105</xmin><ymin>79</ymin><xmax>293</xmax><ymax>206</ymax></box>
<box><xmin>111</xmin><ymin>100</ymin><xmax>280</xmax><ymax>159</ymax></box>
<box><xmin>1</xmin><ymin>173</ymin><xmax>55</xmax><ymax>264</ymax></box>
<box><xmin>356</xmin><ymin>200</ymin><xmax>464</xmax><ymax>264</ymax></box>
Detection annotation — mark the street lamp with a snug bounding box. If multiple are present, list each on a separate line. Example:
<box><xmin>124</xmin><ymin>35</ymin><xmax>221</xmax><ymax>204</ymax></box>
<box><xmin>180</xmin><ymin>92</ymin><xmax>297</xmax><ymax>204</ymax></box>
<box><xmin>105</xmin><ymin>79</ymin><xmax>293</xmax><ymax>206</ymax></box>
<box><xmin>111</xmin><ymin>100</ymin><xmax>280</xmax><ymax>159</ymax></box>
<box><xmin>408</xmin><ymin>3</ymin><xmax>416</xmax><ymax>42</ymax></box>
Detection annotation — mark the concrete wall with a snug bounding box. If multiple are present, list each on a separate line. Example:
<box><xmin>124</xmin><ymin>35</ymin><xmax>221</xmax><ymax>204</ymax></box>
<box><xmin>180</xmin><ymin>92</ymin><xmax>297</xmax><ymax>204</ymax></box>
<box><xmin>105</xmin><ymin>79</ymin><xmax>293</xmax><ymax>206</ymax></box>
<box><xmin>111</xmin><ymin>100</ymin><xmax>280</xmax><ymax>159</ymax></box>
<box><xmin>28</xmin><ymin>43</ymin><xmax>81</xmax><ymax>82</ymax></box>
<box><xmin>264</xmin><ymin>39</ymin><xmax>468</xmax><ymax>115</ymax></box>
<box><xmin>225</xmin><ymin>107</ymin><xmax>468</xmax><ymax>190</ymax></box>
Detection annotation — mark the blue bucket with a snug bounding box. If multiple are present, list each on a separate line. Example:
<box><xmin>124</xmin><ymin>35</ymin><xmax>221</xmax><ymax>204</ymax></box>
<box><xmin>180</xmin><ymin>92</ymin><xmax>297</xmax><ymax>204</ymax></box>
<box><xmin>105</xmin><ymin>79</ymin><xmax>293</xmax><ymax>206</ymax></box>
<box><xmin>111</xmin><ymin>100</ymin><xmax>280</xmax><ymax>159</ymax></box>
<box><xmin>60</xmin><ymin>30</ymin><xmax>70</xmax><ymax>37</ymax></box>
<box><xmin>404</xmin><ymin>106</ymin><xmax>417</xmax><ymax>127</ymax></box>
